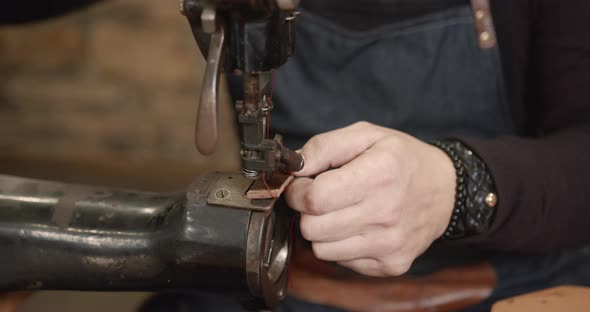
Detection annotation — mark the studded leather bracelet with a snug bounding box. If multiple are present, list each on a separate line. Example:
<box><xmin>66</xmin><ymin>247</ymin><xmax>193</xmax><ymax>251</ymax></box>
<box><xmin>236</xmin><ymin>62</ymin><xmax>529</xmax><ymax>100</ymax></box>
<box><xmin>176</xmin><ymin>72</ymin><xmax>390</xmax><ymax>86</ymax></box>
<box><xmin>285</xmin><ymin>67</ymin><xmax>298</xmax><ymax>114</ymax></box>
<box><xmin>431</xmin><ymin>140</ymin><xmax>498</xmax><ymax>240</ymax></box>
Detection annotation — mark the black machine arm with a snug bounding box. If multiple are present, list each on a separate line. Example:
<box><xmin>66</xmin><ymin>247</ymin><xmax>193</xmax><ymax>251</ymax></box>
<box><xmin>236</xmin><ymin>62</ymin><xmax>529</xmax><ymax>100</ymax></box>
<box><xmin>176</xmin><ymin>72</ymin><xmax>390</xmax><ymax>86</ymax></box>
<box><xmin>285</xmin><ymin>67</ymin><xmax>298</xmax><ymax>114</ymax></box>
<box><xmin>0</xmin><ymin>173</ymin><xmax>290</xmax><ymax>309</ymax></box>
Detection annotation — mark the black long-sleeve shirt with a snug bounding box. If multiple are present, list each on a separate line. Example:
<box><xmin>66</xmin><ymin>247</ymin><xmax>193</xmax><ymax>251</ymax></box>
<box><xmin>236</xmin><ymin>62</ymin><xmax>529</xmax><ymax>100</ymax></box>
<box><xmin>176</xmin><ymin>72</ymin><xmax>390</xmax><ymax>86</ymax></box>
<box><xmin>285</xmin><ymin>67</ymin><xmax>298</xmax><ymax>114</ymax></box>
<box><xmin>463</xmin><ymin>0</ymin><xmax>590</xmax><ymax>252</ymax></box>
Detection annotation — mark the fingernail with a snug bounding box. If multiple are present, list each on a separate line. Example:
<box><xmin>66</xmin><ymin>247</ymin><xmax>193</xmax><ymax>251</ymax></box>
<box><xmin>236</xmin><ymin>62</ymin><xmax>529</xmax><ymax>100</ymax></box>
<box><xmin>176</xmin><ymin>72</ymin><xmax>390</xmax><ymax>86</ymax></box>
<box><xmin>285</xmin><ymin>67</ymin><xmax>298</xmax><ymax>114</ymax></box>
<box><xmin>282</xmin><ymin>149</ymin><xmax>305</xmax><ymax>172</ymax></box>
<box><xmin>297</xmin><ymin>153</ymin><xmax>305</xmax><ymax>172</ymax></box>
<box><xmin>290</xmin><ymin>152</ymin><xmax>304</xmax><ymax>172</ymax></box>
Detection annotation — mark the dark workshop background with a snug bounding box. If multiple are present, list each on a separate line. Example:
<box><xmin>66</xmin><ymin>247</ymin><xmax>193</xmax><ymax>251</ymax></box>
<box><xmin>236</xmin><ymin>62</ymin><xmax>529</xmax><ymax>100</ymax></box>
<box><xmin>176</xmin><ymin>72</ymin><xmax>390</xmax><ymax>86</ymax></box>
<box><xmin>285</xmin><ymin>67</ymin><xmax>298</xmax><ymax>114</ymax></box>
<box><xmin>0</xmin><ymin>0</ymin><xmax>239</xmax><ymax>311</ymax></box>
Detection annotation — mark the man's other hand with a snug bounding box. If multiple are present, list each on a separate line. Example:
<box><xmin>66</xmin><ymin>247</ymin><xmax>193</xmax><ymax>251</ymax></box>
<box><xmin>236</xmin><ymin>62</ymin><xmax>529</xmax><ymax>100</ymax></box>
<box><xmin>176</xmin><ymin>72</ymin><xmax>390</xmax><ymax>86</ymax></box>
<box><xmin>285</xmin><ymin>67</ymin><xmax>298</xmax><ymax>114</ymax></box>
<box><xmin>286</xmin><ymin>122</ymin><xmax>457</xmax><ymax>277</ymax></box>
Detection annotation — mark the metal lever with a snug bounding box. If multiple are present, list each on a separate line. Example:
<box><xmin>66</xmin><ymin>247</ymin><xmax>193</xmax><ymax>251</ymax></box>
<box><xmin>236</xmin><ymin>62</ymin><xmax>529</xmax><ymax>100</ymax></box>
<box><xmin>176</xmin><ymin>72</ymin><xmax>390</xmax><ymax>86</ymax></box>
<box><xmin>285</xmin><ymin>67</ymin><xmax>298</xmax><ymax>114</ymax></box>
<box><xmin>195</xmin><ymin>9</ymin><xmax>225</xmax><ymax>155</ymax></box>
<box><xmin>281</xmin><ymin>147</ymin><xmax>305</xmax><ymax>172</ymax></box>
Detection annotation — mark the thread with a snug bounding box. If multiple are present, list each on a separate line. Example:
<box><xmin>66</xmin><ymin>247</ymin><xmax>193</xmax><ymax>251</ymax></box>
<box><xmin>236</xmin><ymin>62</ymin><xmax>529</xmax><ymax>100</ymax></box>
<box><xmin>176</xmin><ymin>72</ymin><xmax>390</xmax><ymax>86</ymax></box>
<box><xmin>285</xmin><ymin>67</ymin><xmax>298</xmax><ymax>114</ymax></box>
<box><xmin>261</xmin><ymin>172</ymin><xmax>276</xmax><ymax>199</ymax></box>
<box><xmin>260</xmin><ymin>71</ymin><xmax>278</xmax><ymax>198</ymax></box>
<box><xmin>266</xmin><ymin>70</ymin><xmax>277</xmax><ymax>139</ymax></box>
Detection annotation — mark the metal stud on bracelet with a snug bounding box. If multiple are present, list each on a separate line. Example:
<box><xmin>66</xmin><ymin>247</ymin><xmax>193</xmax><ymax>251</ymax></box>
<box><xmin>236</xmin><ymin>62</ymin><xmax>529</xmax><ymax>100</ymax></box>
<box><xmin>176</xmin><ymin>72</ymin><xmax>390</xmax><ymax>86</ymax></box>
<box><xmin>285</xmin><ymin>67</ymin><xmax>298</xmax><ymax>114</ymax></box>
<box><xmin>432</xmin><ymin>140</ymin><xmax>498</xmax><ymax>240</ymax></box>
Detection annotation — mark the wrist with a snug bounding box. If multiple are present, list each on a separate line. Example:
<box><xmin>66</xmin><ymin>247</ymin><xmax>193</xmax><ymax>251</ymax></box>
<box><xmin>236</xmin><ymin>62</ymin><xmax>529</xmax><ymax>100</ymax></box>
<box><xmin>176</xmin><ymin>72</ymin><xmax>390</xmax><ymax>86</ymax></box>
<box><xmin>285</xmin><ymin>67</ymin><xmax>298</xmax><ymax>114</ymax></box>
<box><xmin>429</xmin><ymin>145</ymin><xmax>458</xmax><ymax>239</ymax></box>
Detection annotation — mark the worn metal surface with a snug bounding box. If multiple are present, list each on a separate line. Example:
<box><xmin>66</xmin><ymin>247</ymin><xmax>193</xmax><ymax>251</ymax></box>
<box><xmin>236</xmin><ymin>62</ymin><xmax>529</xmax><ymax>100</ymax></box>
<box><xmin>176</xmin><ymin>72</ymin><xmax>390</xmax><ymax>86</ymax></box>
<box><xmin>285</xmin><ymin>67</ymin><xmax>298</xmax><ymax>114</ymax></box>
<box><xmin>0</xmin><ymin>172</ymin><xmax>289</xmax><ymax>310</ymax></box>
<box><xmin>238</xmin><ymin>74</ymin><xmax>304</xmax><ymax>177</ymax></box>
<box><xmin>182</xmin><ymin>0</ymin><xmax>304</xmax><ymax>178</ymax></box>
<box><xmin>247</xmin><ymin>172</ymin><xmax>294</xmax><ymax>200</ymax></box>
<box><xmin>207</xmin><ymin>172</ymin><xmax>276</xmax><ymax>211</ymax></box>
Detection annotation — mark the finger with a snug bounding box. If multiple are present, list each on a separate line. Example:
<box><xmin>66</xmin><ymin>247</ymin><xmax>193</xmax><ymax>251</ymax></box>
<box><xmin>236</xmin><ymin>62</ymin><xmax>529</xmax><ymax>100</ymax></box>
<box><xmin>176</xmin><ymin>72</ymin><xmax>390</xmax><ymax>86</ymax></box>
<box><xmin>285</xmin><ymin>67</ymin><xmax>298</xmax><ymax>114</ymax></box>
<box><xmin>285</xmin><ymin>177</ymin><xmax>313</xmax><ymax>213</ymax></box>
<box><xmin>311</xmin><ymin>227</ymin><xmax>404</xmax><ymax>261</ymax></box>
<box><xmin>337</xmin><ymin>258</ymin><xmax>383</xmax><ymax>277</ymax></box>
<box><xmin>296</xmin><ymin>122</ymin><xmax>389</xmax><ymax>177</ymax></box>
<box><xmin>299</xmin><ymin>202</ymin><xmax>372</xmax><ymax>242</ymax></box>
<box><xmin>311</xmin><ymin>236</ymin><xmax>369</xmax><ymax>262</ymax></box>
<box><xmin>311</xmin><ymin>234</ymin><xmax>375</xmax><ymax>262</ymax></box>
<box><xmin>304</xmin><ymin>150</ymin><xmax>384</xmax><ymax>214</ymax></box>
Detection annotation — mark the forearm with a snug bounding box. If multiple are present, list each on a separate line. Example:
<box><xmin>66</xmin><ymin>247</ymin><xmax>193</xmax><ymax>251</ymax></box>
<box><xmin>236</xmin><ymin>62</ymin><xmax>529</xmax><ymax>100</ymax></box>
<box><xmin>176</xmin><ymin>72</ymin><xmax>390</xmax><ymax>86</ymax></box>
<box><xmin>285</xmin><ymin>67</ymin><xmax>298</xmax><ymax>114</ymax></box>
<box><xmin>458</xmin><ymin>125</ymin><xmax>590</xmax><ymax>252</ymax></box>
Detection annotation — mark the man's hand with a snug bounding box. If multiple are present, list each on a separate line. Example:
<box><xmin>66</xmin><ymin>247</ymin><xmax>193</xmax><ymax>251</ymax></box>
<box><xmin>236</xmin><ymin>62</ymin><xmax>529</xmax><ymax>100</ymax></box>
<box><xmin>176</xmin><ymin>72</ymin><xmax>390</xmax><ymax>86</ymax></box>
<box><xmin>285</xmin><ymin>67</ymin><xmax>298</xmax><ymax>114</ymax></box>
<box><xmin>286</xmin><ymin>122</ymin><xmax>457</xmax><ymax>277</ymax></box>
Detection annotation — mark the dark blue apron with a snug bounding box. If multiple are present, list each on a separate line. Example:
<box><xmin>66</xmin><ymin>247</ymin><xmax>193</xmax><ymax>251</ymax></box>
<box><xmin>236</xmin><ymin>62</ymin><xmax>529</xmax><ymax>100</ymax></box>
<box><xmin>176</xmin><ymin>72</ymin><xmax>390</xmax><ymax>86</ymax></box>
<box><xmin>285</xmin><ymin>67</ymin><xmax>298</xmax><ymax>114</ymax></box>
<box><xmin>270</xmin><ymin>5</ymin><xmax>515</xmax><ymax>148</ymax></box>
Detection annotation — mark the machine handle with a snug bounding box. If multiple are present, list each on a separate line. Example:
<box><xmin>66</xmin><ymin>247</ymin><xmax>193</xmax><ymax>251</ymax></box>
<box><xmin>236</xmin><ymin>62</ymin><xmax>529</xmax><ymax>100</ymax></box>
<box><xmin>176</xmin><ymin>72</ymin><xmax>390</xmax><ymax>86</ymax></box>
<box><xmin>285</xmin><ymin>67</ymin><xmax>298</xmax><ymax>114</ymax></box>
<box><xmin>195</xmin><ymin>21</ymin><xmax>225</xmax><ymax>155</ymax></box>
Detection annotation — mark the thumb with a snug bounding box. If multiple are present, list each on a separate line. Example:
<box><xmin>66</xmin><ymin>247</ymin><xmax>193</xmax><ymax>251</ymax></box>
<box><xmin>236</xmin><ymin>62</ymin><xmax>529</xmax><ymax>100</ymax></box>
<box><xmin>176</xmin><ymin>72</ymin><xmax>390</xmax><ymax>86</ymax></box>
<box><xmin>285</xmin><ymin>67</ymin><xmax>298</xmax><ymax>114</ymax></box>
<box><xmin>295</xmin><ymin>122</ymin><xmax>388</xmax><ymax>177</ymax></box>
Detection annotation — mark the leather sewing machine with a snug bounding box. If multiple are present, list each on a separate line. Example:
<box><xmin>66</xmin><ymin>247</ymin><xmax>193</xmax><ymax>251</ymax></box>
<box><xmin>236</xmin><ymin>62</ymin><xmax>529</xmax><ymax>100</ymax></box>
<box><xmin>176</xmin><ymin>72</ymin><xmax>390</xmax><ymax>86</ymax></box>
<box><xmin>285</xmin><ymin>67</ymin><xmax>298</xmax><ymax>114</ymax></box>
<box><xmin>0</xmin><ymin>0</ymin><xmax>301</xmax><ymax>310</ymax></box>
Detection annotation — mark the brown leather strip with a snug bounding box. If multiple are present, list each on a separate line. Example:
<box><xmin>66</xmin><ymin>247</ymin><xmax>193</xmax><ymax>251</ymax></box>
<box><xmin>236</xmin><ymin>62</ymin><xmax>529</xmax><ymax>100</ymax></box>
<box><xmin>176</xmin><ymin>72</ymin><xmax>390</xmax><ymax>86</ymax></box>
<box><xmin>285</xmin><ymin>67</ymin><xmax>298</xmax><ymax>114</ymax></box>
<box><xmin>246</xmin><ymin>172</ymin><xmax>294</xmax><ymax>199</ymax></box>
<box><xmin>470</xmin><ymin>0</ymin><xmax>497</xmax><ymax>49</ymax></box>
<box><xmin>288</xmin><ymin>243</ymin><xmax>496</xmax><ymax>312</ymax></box>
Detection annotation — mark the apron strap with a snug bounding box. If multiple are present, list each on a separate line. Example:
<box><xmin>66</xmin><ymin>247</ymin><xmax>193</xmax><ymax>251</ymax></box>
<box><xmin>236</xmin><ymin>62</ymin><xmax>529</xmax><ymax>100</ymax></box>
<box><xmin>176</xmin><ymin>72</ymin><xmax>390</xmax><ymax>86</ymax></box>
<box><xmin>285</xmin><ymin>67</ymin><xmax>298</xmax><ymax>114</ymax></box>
<box><xmin>471</xmin><ymin>0</ymin><xmax>497</xmax><ymax>49</ymax></box>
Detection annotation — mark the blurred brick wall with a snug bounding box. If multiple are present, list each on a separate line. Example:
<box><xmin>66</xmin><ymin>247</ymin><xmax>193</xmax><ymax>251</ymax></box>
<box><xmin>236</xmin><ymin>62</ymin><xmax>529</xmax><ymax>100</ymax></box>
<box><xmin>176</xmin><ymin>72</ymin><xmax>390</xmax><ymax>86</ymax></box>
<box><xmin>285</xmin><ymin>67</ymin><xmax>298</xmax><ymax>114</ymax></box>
<box><xmin>0</xmin><ymin>2</ymin><xmax>240</xmax><ymax>311</ymax></box>
<box><xmin>0</xmin><ymin>0</ymin><xmax>239</xmax><ymax>173</ymax></box>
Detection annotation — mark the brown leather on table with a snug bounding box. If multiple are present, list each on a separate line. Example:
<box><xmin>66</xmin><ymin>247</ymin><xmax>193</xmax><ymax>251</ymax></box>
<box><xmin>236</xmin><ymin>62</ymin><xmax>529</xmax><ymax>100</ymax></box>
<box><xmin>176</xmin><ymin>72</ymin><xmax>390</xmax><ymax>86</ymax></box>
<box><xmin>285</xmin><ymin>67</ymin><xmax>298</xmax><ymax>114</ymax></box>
<box><xmin>288</xmin><ymin>244</ymin><xmax>496</xmax><ymax>312</ymax></box>
<box><xmin>0</xmin><ymin>292</ymin><xmax>32</xmax><ymax>312</ymax></box>
<box><xmin>492</xmin><ymin>286</ymin><xmax>590</xmax><ymax>312</ymax></box>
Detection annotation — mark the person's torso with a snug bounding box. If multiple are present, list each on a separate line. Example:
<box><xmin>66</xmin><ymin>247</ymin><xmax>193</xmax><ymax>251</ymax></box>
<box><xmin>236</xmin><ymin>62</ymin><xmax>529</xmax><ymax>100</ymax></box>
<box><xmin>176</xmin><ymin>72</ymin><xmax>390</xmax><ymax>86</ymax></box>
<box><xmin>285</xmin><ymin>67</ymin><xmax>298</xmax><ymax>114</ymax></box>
<box><xmin>269</xmin><ymin>0</ymin><xmax>516</xmax><ymax>150</ymax></box>
<box><xmin>230</xmin><ymin>0</ymin><xmax>517</xmax><ymax>273</ymax></box>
